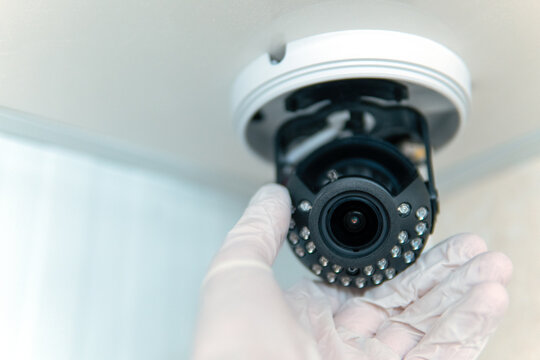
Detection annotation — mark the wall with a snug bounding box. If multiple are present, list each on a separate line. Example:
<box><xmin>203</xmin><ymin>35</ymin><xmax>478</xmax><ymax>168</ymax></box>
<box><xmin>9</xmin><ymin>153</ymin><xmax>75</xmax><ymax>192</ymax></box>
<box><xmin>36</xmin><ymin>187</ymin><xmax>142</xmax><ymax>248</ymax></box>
<box><xmin>0</xmin><ymin>134</ymin><xmax>247</xmax><ymax>360</ymax></box>
<box><xmin>433</xmin><ymin>155</ymin><xmax>540</xmax><ymax>360</ymax></box>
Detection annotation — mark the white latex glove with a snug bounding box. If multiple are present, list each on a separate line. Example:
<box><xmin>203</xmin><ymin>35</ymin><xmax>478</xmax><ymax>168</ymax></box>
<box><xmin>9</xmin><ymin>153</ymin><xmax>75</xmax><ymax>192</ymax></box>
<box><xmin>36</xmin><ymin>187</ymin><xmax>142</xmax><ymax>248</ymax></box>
<box><xmin>192</xmin><ymin>184</ymin><xmax>512</xmax><ymax>360</ymax></box>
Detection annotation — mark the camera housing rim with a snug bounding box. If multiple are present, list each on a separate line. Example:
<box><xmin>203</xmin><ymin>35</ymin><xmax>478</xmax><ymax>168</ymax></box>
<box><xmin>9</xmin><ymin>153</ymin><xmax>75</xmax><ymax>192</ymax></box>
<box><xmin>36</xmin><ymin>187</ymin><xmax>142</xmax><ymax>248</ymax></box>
<box><xmin>231</xmin><ymin>29</ymin><xmax>471</xmax><ymax>161</ymax></box>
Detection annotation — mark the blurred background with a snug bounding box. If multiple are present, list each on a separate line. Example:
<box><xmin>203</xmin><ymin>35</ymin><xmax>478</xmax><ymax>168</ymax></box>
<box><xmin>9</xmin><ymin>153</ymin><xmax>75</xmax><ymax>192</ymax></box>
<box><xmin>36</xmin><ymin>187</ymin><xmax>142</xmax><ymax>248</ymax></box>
<box><xmin>0</xmin><ymin>0</ymin><xmax>539</xmax><ymax>359</ymax></box>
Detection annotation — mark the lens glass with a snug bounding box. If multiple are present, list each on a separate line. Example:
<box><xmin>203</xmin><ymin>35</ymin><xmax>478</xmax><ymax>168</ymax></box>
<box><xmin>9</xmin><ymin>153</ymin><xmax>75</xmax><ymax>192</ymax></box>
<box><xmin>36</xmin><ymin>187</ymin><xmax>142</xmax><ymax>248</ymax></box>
<box><xmin>328</xmin><ymin>198</ymin><xmax>382</xmax><ymax>251</ymax></box>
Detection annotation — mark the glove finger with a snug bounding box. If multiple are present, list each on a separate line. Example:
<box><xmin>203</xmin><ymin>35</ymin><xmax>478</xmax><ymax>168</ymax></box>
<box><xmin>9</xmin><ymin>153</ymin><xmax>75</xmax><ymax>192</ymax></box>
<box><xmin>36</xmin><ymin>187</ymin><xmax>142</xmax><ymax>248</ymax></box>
<box><xmin>204</xmin><ymin>184</ymin><xmax>291</xmax><ymax>282</ymax></box>
<box><xmin>195</xmin><ymin>185</ymin><xmax>313</xmax><ymax>360</ymax></box>
<box><xmin>374</xmin><ymin>251</ymin><xmax>512</xmax><ymax>357</ymax></box>
<box><xmin>404</xmin><ymin>282</ymin><xmax>510</xmax><ymax>360</ymax></box>
<box><xmin>362</xmin><ymin>233</ymin><xmax>488</xmax><ymax>309</ymax></box>
<box><xmin>386</xmin><ymin>251</ymin><xmax>512</xmax><ymax>331</ymax></box>
<box><xmin>333</xmin><ymin>234</ymin><xmax>487</xmax><ymax>340</ymax></box>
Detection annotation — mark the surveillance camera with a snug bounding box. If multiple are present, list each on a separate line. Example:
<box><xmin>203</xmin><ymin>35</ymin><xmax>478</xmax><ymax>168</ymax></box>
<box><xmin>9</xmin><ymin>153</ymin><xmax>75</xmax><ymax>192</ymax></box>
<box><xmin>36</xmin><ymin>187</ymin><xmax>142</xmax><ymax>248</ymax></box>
<box><xmin>232</xmin><ymin>30</ymin><xmax>471</xmax><ymax>288</ymax></box>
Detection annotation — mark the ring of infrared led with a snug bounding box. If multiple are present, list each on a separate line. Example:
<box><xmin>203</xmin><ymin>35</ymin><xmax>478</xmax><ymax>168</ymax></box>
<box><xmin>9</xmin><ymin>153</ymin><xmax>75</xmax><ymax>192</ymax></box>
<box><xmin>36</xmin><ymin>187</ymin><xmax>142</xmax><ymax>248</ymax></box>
<box><xmin>286</xmin><ymin>137</ymin><xmax>433</xmax><ymax>288</ymax></box>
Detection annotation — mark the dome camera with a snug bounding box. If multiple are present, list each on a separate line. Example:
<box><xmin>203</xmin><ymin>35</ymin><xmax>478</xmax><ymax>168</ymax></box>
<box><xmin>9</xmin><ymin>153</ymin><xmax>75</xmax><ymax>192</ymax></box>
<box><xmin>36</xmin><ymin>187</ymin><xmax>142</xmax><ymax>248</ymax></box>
<box><xmin>232</xmin><ymin>30</ymin><xmax>471</xmax><ymax>288</ymax></box>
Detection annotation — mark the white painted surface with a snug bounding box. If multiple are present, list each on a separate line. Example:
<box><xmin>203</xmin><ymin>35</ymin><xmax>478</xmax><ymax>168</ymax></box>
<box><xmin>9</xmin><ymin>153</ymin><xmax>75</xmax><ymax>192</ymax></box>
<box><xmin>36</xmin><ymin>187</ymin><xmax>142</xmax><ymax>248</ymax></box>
<box><xmin>0</xmin><ymin>134</ymin><xmax>253</xmax><ymax>359</ymax></box>
<box><xmin>432</xmin><ymin>155</ymin><xmax>540</xmax><ymax>360</ymax></box>
<box><xmin>0</xmin><ymin>0</ymin><xmax>539</xmax><ymax>186</ymax></box>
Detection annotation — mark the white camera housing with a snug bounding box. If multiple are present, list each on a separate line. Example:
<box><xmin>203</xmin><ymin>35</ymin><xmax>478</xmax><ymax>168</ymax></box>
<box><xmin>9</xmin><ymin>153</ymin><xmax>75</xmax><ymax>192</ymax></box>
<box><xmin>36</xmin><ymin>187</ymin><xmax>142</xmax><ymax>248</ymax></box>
<box><xmin>232</xmin><ymin>30</ymin><xmax>471</xmax><ymax>161</ymax></box>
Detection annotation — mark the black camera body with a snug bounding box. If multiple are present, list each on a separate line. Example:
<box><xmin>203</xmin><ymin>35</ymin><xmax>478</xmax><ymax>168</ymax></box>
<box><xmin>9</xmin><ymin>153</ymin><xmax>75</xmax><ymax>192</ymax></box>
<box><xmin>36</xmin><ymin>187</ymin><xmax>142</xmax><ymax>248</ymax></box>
<box><xmin>276</xmin><ymin>79</ymin><xmax>438</xmax><ymax>288</ymax></box>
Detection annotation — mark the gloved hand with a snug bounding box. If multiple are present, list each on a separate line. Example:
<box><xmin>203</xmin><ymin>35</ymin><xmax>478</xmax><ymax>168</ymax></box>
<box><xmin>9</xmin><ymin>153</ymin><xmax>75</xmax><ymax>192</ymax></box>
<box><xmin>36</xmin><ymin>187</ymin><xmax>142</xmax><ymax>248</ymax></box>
<box><xmin>192</xmin><ymin>184</ymin><xmax>512</xmax><ymax>360</ymax></box>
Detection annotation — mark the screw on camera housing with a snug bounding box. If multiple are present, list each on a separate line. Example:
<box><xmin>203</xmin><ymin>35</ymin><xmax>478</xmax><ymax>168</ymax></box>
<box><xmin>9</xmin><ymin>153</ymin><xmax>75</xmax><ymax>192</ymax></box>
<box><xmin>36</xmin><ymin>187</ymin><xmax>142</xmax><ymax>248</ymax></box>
<box><xmin>276</xmin><ymin>79</ymin><xmax>438</xmax><ymax>288</ymax></box>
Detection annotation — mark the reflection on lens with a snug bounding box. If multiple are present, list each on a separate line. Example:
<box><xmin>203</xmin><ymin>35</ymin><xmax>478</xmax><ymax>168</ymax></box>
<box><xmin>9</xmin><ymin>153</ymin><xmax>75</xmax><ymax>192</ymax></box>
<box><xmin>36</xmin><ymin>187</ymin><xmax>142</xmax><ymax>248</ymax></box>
<box><xmin>328</xmin><ymin>198</ymin><xmax>382</xmax><ymax>252</ymax></box>
<box><xmin>343</xmin><ymin>210</ymin><xmax>366</xmax><ymax>233</ymax></box>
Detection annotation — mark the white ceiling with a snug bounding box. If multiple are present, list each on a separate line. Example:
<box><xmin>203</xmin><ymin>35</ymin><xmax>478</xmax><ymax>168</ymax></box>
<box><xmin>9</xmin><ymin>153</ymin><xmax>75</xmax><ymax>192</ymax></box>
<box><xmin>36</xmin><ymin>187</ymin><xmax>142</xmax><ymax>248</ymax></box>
<box><xmin>0</xmin><ymin>0</ymin><xmax>539</xmax><ymax>192</ymax></box>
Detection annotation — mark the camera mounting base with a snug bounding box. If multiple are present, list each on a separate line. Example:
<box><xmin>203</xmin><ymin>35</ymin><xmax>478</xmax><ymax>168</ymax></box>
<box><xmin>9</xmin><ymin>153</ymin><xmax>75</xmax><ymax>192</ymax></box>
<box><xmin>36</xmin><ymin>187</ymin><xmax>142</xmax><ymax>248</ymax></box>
<box><xmin>231</xmin><ymin>30</ymin><xmax>471</xmax><ymax>162</ymax></box>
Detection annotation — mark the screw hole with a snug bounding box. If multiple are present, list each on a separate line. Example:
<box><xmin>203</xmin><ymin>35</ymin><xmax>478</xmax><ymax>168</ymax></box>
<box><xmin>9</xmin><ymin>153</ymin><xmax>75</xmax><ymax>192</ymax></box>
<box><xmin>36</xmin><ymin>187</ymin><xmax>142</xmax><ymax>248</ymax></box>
<box><xmin>269</xmin><ymin>43</ymin><xmax>287</xmax><ymax>65</ymax></box>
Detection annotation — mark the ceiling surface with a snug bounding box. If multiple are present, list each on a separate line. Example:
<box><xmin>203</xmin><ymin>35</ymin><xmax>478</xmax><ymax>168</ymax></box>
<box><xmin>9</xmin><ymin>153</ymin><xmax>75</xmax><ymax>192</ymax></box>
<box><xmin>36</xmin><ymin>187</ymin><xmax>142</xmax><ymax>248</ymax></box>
<box><xmin>0</xmin><ymin>0</ymin><xmax>539</xmax><ymax>191</ymax></box>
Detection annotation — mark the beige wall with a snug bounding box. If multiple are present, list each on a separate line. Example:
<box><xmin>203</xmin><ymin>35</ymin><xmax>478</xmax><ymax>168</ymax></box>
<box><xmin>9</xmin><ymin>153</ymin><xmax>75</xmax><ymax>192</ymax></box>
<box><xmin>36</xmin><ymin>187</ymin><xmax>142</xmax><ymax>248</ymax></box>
<box><xmin>431</xmin><ymin>154</ymin><xmax>540</xmax><ymax>359</ymax></box>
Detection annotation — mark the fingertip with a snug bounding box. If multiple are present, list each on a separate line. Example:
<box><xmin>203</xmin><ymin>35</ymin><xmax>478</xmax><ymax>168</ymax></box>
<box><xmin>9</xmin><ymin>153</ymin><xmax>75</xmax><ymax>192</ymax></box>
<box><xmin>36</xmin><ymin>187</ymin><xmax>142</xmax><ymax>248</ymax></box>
<box><xmin>489</xmin><ymin>252</ymin><xmax>513</xmax><ymax>284</ymax></box>
<box><xmin>249</xmin><ymin>183</ymin><xmax>291</xmax><ymax>208</ymax></box>
<box><xmin>216</xmin><ymin>184</ymin><xmax>292</xmax><ymax>267</ymax></box>
<box><xmin>469</xmin><ymin>282</ymin><xmax>510</xmax><ymax>316</ymax></box>
<box><xmin>244</xmin><ymin>184</ymin><xmax>291</xmax><ymax>228</ymax></box>
<box><xmin>247</xmin><ymin>183</ymin><xmax>292</xmax><ymax>240</ymax></box>
<box><xmin>469</xmin><ymin>251</ymin><xmax>513</xmax><ymax>286</ymax></box>
<box><xmin>446</xmin><ymin>233</ymin><xmax>488</xmax><ymax>258</ymax></box>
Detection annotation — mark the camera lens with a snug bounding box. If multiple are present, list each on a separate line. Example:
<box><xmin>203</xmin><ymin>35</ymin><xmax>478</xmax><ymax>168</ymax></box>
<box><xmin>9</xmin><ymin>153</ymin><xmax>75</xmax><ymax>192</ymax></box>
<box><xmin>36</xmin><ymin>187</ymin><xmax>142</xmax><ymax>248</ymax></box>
<box><xmin>343</xmin><ymin>210</ymin><xmax>366</xmax><ymax>233</ymax></box>
<box><xmin>327</xmin><ymin>198</ymin><xmax>383</xmax><ymax>252</ymax></box>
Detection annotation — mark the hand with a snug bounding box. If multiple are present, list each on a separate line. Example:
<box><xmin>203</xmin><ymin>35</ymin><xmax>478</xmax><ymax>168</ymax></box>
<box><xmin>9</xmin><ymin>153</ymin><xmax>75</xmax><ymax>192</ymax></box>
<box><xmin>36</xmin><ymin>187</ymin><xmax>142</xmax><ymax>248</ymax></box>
<box><xmin>192</xmin><ymin>184</ymin><xmax>512</xmax><ymax>360</ymax></box>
